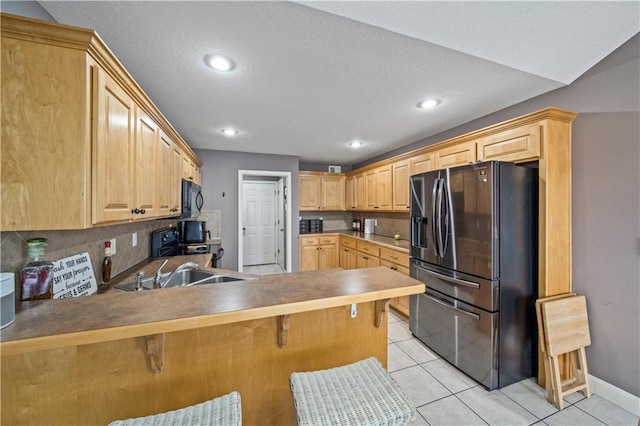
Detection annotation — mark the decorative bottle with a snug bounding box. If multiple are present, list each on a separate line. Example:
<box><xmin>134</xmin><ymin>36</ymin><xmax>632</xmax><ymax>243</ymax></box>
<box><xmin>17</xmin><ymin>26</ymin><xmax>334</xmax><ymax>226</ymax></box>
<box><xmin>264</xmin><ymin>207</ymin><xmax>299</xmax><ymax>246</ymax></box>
<box><xmin>102</xmin><ymin>241</ymin><xmax>112</xmax><ymax>285</ymax></box>
<box><xmin>19</xmin><ymin>238</ymin><xmax>54</xmax><ymax>301</ymax></box>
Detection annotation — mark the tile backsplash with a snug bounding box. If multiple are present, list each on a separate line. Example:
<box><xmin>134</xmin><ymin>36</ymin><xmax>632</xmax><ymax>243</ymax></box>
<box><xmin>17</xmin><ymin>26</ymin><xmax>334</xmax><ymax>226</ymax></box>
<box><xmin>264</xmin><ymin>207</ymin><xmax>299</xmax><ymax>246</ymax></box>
<box><xmin>300</xmin><ymin>211</ymin><xmax>410</xmax><ymax>240</ymax></box>
<box><xmin>0</xmin><ymin>219</ymin><xmax>177</xmax><ymax>293</ymax></box>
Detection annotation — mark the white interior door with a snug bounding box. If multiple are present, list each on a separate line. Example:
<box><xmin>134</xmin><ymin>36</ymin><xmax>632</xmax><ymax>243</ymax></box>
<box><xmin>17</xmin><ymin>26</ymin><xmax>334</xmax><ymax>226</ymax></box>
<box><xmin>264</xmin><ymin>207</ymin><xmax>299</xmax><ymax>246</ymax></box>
<box><xmin>276</xmin><ymin>178</ymin><xmax>285</xmax><ymax>268</ymax></box>
<box><xmin>243</xmin><ymin>181</ymin><xmax>277</xmax><ymax>266</ymax></box>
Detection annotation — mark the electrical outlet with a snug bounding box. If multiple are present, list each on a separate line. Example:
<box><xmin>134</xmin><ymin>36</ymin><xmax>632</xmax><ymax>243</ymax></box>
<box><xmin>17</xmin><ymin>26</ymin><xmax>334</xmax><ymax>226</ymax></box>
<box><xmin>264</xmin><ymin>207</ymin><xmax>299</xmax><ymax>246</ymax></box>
<box><xmin>132</xmin><ymin>232</ymin><xmax>137</xmax><ymax>247</ymax></box>
<box><xmin>374</xmin><ymin>219</ymin><xmax>377</xmax><ymax>226</ymax></box>
<box><xmin>110</xmin><ymin>238</ymin><xmax>117</xmax><ymax>255</ymax></box>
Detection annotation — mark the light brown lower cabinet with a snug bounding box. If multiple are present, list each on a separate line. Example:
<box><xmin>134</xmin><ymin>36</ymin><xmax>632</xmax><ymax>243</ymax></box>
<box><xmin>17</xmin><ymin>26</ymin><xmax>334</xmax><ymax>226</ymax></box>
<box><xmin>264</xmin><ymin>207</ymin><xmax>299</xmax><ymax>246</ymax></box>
<box><xmin>299</xmin><ymin>235</ymin><xmax>338</xmax><ymax>272</ymax></box>
<box><xmin>339</xmin><ymin>237</ymin><xmax>358</xmax><ymax>270</ymax></box>
<box><xmin>380</xmin><ymin>247</ymin><xmax>411</xmax><ymax>317</ymax></box>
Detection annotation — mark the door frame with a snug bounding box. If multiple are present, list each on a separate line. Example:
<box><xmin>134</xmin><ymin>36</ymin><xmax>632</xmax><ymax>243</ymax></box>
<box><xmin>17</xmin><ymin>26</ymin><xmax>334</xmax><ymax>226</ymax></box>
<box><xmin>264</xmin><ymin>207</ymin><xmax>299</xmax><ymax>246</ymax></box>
<box><xmin>241</xmin><ymin>180</ymin><xmax>277</xmax><ymax>266</ymax></box>
<box><xmin>238</xmin><ymin>170</ymin><xmax>292</xmax><ymax>273</ymax></box>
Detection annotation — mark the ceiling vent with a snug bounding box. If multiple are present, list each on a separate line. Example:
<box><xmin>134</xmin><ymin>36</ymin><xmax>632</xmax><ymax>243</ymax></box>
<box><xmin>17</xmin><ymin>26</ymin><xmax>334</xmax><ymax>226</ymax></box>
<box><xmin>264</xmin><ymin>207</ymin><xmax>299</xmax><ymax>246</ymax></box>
<box><xmin>328</xmin><ymin>165</ymin><xmax>341</xmax><ymax>173</ymax></box>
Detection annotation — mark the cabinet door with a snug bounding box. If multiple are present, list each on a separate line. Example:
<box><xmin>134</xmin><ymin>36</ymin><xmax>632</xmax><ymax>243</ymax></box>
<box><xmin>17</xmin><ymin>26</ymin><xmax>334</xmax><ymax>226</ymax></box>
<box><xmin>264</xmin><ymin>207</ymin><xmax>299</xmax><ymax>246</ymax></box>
<box><xmin>171</xmin><ymin>143</ymin><xmax>183</xmax><ymax>215</ymax></box>
<box><xmin>355</xmin><ymin>173</ymin><xmax>366</xmax><ymax>210</ymax></box>
<box><xmin>392</xmin><ymin>160</ymin><xmax>410</xmax><ymax>211</ymax></box>
<box><xmin>339</xmin><ymin>246</ymin><xmax>357</xmax><ymax>270</ymax></box>
<box><xmin>365</xmin><ymin>169</ymin><xmax>377</xmax><ymax>210</ymax></box>
<box><xmin>410</xmin><ymin>152</ymin><xmax>434</xmax><ymax>175</ymax></box>
<box><xmin>319</xmin><ymin>242</ymin><xmax>338</xmax><ymax>269</ymax></box>
<box><xmin>476</xmin><ymin>124</ymin><xmax>540</xmax><ymax>163</ymax></box>
<box><xmin>299</xmin><ymin>174</ymin><xmax>323</xmax><ymax>210</ymax></box>
<box><xmin>157</xmin><ymin>131</ymin><xmax>173</xmax><ymax>217</ymax></box>
<box><xmin>356</xmin><ymin>252</ymin><xmax>380</xmax><ymax>268</ymax></box>
<box><xmin>345</xmin><ymin>176</ymin><xmax>356</xmax><ymax>210</ymax></box>
<box><xmin>376</xmin><ymin>165</ymin><xmax>393</xmax><ymax>210</ymax></box>
<box><xmin>93</xmin><ymin>67</ymin><xmax>136</xmax><ymax>224</ymax></box>
<box><xmin>133</xmin><ymin>108</ymin><xmax>159</xmax><ymax>219</ymax></box>
<box><xmin>193</xmin><ymin>165</ymin><xmax>202</xmax><ymax>186</ymax></box>
<box><xmin>434</xmin><ymin>141</ymin><xmax>477</xmax><ymax>170</ymax></box>
<box><xmin>322</xmin><ymin>175</ymin><xmax>345</xmax><ymax>211</ymax></box>
<box><xmin>299</xmin><ymin>243</ymin><xmax>319</xmax><ymax>271</ymax></box>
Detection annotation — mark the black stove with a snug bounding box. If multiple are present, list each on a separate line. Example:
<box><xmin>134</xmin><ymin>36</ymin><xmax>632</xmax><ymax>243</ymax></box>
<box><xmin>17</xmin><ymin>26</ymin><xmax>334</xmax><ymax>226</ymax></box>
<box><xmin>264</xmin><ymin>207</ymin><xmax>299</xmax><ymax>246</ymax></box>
<box><xmin>150</xmin><ymin>227</ymin><xmax>180</xmax><ymax>257</ymax></box>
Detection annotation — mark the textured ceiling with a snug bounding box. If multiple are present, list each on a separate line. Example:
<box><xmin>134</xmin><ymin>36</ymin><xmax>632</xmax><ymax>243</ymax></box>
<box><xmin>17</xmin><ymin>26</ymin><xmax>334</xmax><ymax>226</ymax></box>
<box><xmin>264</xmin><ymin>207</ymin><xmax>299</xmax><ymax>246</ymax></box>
<box><xmin>38</xmin><ymin>1</ymin><xmax>639</xmax><ymax>164</ymax></box>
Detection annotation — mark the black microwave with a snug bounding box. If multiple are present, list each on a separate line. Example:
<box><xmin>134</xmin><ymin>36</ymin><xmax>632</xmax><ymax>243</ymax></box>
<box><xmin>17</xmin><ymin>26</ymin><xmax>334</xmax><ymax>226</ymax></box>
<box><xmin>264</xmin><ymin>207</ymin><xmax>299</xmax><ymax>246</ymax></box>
<box><xmin>180</xmin><ymin>180</ymin><xmax>203</xmax><ymax>219</ymax></box>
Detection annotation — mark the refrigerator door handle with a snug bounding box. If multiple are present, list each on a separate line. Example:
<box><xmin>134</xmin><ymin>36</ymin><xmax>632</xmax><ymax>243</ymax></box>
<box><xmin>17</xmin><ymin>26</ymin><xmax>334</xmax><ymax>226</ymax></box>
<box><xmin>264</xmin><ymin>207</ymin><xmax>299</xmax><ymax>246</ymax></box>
<box><xmin>420</xmin><ymin>267</ymin><xmax>481</xmax><ymax>289</ymax></box>
<box><xmin>424</xmin><ymin>294</ymin><xmax>481</xmax><ymax>321</ymax></box>
<box><xmin>440</xmin><ymin>178</ymin><xmax>449</xmax><ymax>256</ymax></box>
<box><xmin>431</xmin><ymin>178</ymin><xmax>440</xmax><ymax>257</ymax></box>
<box><xmin>436</xmin><ymin>178</ymin><xmax>446</xmax><ymax>257</ymax></box>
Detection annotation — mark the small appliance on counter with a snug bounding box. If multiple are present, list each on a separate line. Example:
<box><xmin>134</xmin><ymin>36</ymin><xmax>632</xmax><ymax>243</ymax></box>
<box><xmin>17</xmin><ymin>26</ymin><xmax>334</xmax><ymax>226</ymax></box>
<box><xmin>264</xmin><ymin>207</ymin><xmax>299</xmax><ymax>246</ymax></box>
<box><xmin>299</xmin><ymin>218</ymin><xmax>323</xmax><ymax>234</ymax></box>
<box><xmin>150</xmin><ymin>227</ymin><xmax>180</xmax><ymax>257</ymax></box>
<box><xmin>0</xmin><ymin>272</ymin><xmax>15</xmax><ymax>329</ymax></box>
<box><xmin>363</xmin><ymin>218</ymin><xmax>375</xmax><ymax>234</ymax></box>
<box><xmin>178</xmin><ymin>220</ymin><xmax>209</xmax><ymax>244</ymax></box>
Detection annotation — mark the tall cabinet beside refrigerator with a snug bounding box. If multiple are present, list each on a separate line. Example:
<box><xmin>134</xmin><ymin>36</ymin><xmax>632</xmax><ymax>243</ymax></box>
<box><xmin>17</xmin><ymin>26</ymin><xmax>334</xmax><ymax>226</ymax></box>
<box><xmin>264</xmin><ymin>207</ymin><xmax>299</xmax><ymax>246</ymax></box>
<box><xmin>409</xmin><ymin>161</ymin><xmax>537</xmax><ymax>390</ymax></box>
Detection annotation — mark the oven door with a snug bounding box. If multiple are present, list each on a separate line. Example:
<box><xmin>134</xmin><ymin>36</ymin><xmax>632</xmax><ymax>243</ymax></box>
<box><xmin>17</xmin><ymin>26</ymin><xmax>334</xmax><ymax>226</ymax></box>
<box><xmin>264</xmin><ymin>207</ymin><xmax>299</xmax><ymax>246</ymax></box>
<box><xmin>410</xmin><ymin>289</ymin><xmax>499</xmax><ymax>390</ymax></box>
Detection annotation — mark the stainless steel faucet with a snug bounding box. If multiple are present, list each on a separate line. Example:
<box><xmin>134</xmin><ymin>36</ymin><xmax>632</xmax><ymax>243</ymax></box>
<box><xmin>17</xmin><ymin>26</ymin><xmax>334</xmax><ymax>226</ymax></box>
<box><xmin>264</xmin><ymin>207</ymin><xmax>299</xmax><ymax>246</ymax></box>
<box><xmin>154</xmin><ymin>259</ymin><xmax>169</xmax><ymax>289</ymax></box>
<box><xmin>134</xmin><ymin>271</ymin><xmax>145</xmax><ymax>291</ymax></box>
<box><xmin>160</xmin><ymin>262</ymin><xmax>199</xmax><ymax>288</ymax></box>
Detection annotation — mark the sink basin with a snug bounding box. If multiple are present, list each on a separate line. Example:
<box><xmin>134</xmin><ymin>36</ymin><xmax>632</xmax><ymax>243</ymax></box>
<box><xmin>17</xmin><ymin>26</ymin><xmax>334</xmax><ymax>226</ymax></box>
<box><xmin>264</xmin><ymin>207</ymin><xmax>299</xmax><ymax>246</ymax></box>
<box><xmin>114</xmin><ymin>269</ymin><xmax>245</xmax><ymax>292</ymax></box>
<box><xmin>161</xmin><ymin>270</ymin><xmax>244</xmax><ymax>288</ymax></box>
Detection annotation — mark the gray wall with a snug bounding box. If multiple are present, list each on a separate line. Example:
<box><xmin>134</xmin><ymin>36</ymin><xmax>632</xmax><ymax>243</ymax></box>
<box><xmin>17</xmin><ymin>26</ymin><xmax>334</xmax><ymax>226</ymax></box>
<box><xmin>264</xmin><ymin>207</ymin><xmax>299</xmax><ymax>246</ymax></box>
<box><xmin>0</xmin><ymin>1</ymin><xmax>54</xmax><ymax>20</ymax></box>
<box><xmin>355</xmin><ymin>35</ymin><xmax>640</xmax><ymax>396</ymax></box>
<box><xmin>194</xmin><ymin>149</ymin><xmax>299</xmax><ymax>271</ymax></box>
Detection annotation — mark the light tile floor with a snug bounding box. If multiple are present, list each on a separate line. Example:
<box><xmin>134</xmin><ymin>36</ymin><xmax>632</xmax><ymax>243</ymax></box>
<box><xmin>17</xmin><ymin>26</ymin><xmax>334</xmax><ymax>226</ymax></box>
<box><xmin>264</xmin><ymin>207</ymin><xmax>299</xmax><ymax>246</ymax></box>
<box><xmin>387</xmin><ymin>311</ymin><xmax>638</xmax><ymax>426</ymax></box>
<box><xmin>243</xmin><ymin>263</ymin><xmax>286</xmax><ymax>275</ymax></box>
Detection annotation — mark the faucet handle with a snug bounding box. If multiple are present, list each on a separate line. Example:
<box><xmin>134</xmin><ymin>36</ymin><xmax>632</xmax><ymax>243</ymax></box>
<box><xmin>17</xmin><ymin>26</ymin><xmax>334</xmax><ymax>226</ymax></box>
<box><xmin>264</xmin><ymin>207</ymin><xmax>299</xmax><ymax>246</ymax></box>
<box><xmin>135</xmin><ymin>271</ymin><xmax>145</xmax><ymax>291</ymax></box>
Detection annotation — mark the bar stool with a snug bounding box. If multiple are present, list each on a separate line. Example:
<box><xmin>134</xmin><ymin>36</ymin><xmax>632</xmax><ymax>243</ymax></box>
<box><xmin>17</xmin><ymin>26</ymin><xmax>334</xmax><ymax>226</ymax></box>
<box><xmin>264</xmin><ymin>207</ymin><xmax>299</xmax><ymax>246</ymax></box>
<box><xmin>109</xmin><ymin>391</ymin><xmax>241</xmax><ymax>426</ymax></box>
<box><xmin>290</xmin><ymin>357</ymin><xmax>416</xmax><ymax>425</ymax></box>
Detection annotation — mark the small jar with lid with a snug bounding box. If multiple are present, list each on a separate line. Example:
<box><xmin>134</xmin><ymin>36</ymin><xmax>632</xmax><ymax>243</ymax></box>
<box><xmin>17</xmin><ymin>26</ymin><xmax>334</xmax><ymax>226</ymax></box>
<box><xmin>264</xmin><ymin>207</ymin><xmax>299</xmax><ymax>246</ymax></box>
<box><xmin>19</xmin><ymin>238</ymin><xmax>54</xmax><ymax>301</ymax></box>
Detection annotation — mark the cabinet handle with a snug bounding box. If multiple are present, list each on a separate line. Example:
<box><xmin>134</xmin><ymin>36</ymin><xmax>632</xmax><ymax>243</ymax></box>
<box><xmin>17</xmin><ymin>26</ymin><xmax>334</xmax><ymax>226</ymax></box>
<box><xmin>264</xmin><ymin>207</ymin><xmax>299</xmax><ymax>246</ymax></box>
<box><xmin>132</xmin><ymin>208</ymin><xmax>143</xmax><ymax>214</ymax></box>
<box><xmin>374</xmin><ymin>206</ymin><xmax>379</xmax><ymax>209</ymax></box>
<box><xmin>141</xmin><ymin>209</ymin><xmax>146</xmax><ymax>214</ymax></box>
<box><xmin>391</xmin><ymin>256</ymin><xmax>398</xmax><ymax>260</ymax></box>
<box><xmin>363</xmin><ymin>256</ymin><xmax>369</xmax><ymax>260</ymax></box>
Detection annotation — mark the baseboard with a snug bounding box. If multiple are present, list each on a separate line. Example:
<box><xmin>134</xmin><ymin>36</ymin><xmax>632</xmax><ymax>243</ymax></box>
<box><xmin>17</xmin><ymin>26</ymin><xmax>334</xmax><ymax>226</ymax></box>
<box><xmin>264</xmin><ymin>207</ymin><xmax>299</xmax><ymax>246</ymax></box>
<box><xmin>589</xmin><ymin>373</ymin><xmax>640</xmax><ymax>416</ymax></box>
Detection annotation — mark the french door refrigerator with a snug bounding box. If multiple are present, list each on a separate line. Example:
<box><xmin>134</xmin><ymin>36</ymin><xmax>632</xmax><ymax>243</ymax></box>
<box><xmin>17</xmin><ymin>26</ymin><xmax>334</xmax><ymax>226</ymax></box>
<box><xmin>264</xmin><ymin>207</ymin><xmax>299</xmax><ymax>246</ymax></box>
<box><xmin>409</xmin><ymin>160</ymin><xmax>537</xmax><ymax>390</ymax></box>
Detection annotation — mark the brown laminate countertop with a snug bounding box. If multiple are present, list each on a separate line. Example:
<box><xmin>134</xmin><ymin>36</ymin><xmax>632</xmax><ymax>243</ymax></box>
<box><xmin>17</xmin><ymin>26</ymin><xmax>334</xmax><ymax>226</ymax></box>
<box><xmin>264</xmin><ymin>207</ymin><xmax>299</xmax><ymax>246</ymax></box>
<box><xmin>301</xmin><ymin>231</ymin><xmax>411</xmax><ymax>253</ymax></box>
<box><xmin>0</xmin><ymin>260</ymin><xmax>423</xmax><ymax>355</ymax></box>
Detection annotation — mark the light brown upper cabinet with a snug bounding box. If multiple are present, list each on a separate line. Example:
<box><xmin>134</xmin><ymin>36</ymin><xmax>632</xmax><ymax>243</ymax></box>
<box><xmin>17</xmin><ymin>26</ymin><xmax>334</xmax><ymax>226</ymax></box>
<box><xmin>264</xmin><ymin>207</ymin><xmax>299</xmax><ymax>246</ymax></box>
<box><xmin>0</xmin><ymin>14</ymin><xmax>202</xmax><ymax>230</ymax></box>
<box><xmin>476</xmin><ymin>124</ymin><xmax>540</xmax><ymax>163</ymax></box>
<box><xmin>93</xmin><ymin>66</ymin><xmax>137</xmax><ymax>224</ymax></box>
<box><xmin>364</xmin><ymin>165</ymin><xmax>393</xmax><ymax>211</ymax></box>
<box><xmin>434</xmin><ymin>141</ymin><xmax>477</xmax><ymax>169</ymax></box>
<box><xmin>345</xmin><ymin>175</ymin><xmax>356</xmax><ymax>210</ymax></box>
<box><xmin>392</xmin><ymin>159</ymin><xmax>410</xmax><ymax>211</ymax></box>
<box><xmin>354</xmin><ymin>173</ymin><xmax>367</xmax><ymax>210</ymax></box>
<box><xmin>410</xmin><ymin>152</ymin><xmax>435</xmax><ymax>175</ymax></box>
<box><xmin>171</xmin><ymin>143</ymin><xmax>183</xmax><ymax>215</ymax></box>
<box><xmin>132</xmin><ymin>107</ymin><xmax>159</xmax><ymax>220</ymax></box>
<box><xmin>158</xmin><ymin>131</ymin><xmax>174</xmax><ymax>217</ymax></box>
<box><xmin>298</xmin><ymin>172</ymin><xmax>345</xmax><ymax>211</ymax></box>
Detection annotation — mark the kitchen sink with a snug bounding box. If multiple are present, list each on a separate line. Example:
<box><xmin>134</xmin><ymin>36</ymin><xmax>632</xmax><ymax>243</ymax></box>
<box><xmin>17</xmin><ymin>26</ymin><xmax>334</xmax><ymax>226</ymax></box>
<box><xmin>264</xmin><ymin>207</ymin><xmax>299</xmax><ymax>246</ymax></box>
<box><xmin>161</xmin><ymin>270</ymin><xmax>244</xmax><ymax>288</ymax></box>
<box><xmin>114</xmin><ymin>269</ymin><xmax>245</xmax><ymax>292</ymax></box>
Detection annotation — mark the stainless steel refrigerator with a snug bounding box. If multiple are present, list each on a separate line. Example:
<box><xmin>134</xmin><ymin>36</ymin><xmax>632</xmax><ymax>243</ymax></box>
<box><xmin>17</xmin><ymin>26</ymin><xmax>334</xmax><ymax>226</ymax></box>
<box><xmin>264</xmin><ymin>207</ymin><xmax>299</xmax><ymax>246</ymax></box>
<box><xmin>409</xmin><ymin>161</ymin><xmax>537</xmax><ymax>390</ymax></box>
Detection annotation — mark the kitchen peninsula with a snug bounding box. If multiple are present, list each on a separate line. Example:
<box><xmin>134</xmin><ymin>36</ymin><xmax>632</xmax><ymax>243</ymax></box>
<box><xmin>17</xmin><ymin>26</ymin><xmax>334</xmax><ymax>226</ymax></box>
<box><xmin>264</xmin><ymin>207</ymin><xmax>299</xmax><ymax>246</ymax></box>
<box><xmin>0</xmin><ymin>260</ymin><xmax>424</xmax><ymax>425</ymax></box>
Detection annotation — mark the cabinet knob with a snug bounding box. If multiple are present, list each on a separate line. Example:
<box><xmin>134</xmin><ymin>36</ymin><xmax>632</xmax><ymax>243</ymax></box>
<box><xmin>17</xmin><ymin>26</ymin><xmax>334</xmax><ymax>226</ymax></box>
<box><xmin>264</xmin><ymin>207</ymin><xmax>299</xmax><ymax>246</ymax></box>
<box><xmin>132</xmin><ymin>208</ymin><xmax>142</xmax><ymax>214</ymax></box>
<box><xmin>140</xmin><ymin>209</ymin><xmax>146</xmax><ymax>214</ymax></box>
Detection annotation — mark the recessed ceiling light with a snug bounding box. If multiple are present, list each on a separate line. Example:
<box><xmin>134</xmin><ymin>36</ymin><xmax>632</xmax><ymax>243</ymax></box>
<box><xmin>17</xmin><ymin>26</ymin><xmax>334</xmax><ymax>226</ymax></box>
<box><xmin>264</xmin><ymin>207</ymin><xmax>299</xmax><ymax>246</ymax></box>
<box><xmin>418</xmin><ymin>99</ymin><xmax>441</xmax><ymax>109</ymax></box>
<box><xmin>205</xmin><ymin>54</ymin><xmax>236</xmax><ymax>72</ymax></box>
<box><xmin>349</xmin><ymin>140</ymin><xmax>364</xmax><ymax>148</ymax></box>
<box><xmin>221</xmin><ymin>128</ymin><xmax>239</xmax><ymax>136</ymax></box>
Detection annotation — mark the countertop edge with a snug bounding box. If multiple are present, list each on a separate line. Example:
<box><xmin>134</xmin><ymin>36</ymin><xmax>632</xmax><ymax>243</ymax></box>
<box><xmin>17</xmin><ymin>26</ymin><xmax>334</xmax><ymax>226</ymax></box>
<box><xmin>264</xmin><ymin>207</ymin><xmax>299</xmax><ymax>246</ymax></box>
<box><xmin>300</xmin><ymin>231</ymin><xmax>410</xmax><ymax>253</ymax></box>
<box><xmin>0</xmin><ymin>283</ymin><xmax>423</xmax><ymax>356</ymax></box>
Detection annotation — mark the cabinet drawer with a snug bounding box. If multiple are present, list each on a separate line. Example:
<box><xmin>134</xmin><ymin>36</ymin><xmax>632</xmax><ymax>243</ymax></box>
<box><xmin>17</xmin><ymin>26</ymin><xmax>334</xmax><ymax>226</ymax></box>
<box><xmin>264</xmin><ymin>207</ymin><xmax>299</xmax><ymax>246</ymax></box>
<box><xmin>380</xmin><ymin>259</ymin><xmax>409</xmax><ymax>275</ymax></box>
<box><xmin>340</xmin><ymin>237</ymin><xmax>357</xmax><ymax>250</ymax></box>
<box><xmin>380</xmin><ymin>247</ymin><xmax>410</xmax><ymax>266</ymax></box>
<box><xmin>299</xmin><ymin>237</ymin><xmax>319</xmax><ymax>246</ymax></box>
<box><xmin>357</xmin><ymin>241</ymin><xmax>380</xmax><ymax>257</ymax></box>
<box><xmin>319</xmin><ymin>236</ymin><xmax>337</xmax><ymax>245</ymax></box>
